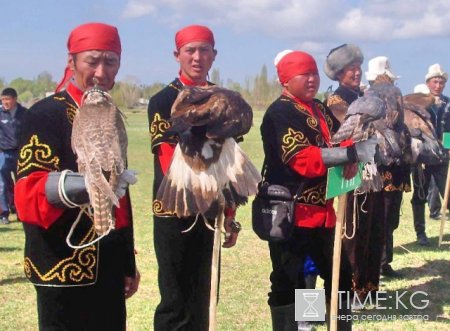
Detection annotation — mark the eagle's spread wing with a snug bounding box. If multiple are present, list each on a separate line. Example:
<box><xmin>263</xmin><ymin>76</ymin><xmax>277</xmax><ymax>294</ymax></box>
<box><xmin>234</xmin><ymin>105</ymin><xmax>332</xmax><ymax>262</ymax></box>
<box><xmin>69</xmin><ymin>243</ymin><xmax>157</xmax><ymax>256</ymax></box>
<box><xmin>403</xmin><ymin>93</ymin><xmax>446</xmax><ymax>164</ymax></box>
<box><xmin>72</xmin><ymin>88</ymin><xmax>127</xmax><ymax>235</ymax></box>
<box><xmin>156</xmin><ymin>86</ymin><xmax>260</xmax><ymax>218</ymax></box>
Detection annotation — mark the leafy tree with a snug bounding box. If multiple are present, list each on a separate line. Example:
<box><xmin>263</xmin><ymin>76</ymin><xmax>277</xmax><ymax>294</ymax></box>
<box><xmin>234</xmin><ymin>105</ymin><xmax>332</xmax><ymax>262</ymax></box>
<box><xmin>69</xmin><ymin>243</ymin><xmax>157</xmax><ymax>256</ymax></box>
<box><xmin>142</xmin><ymin>82</ymin><xmax>166</xmax><ymax>100</ymax></box>
<box><xmin>9</xmin><ymin>78</ymin><xmax>34</xmax><ymax>96</ymax></box>
<box><xmin>18</xmin><ymin>90</ymin><xmax>34</xmax><ymax>105</ymax></box>
<box><xmin>210</xmin><ymin>68</ymin><xmax>222</xmax><ymax>86</ymax></box>
<box><xmin>34</xmin><ymin>71</ymin><xmax>56</xmax><ymax>97</ymax></box>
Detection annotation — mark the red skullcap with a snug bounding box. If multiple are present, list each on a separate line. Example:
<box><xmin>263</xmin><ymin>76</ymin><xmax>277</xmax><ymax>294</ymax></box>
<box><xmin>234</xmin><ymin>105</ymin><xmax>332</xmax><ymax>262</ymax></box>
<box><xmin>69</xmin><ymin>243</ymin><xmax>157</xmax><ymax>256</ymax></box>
<box><xmin>175</xmin><ymin>25</ymin><xmax>215</xmax><ymax>50</ymax></box>
<box><xmin>56</xmin><ymin>22</ymin><xmax>121</xmax><ymax>92</ymax></box>
<box><xmin>276</xmin><ymin>51</ymin><xmax>318</xmax><ymax>84</ymax></box>
<box><xmin>67</xmin><ymin>22</ymin><xmax>121</xmax><ymax>55</ymax></box>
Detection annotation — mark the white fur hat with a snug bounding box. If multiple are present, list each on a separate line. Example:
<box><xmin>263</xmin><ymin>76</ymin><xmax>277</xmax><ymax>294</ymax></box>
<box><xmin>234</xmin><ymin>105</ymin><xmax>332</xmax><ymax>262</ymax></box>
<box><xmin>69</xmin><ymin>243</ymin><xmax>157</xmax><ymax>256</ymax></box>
<box><xmin>365</xmin><ymin>56</ymin><xmax>399</xmax><ymax>82</ymax></box>
<box><xmin>425</xmin><ymin>63</ymin><xmax>448</xmax><ymax>82</ymax></box>
<box><xmin>413</xmin><ymin>83</ymin><xmax>430</xmax><ymax>94</ymax></box>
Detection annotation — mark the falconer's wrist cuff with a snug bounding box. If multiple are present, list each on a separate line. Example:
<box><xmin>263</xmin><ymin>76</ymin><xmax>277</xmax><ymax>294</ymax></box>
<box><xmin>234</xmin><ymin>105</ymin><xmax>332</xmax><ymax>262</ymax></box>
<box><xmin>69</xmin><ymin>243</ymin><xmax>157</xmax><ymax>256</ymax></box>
<box><xmin>45</xmin><ymin>171</ymin><xmax>90</xmax><ymax>209</ymax></box>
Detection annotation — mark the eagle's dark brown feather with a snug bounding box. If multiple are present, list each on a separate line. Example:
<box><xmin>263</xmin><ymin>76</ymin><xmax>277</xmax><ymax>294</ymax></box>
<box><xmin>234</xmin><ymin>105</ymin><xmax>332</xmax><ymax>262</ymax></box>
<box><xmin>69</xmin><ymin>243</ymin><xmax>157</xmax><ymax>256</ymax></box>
<box><xmin>156</xmin><ymin>86</ymin><xmax>261</xmax><ymax>218</ymax></box>
<box><xmin>403</xmin><ymin>93</ymin><xmax>446</xmax><ymax>164</ymax></box>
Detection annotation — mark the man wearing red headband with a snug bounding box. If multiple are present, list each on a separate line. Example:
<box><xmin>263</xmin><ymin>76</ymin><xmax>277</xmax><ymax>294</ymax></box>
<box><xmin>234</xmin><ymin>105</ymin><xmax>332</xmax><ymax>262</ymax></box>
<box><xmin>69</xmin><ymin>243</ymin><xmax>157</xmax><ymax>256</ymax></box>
<box><xmin>148</xmin><ymin>24</ymin><xmax>239</xmax><ymax>330</ymax></box>
<box><xmin>14</xmin><ymin>22</ymin><xmax>139</xmax><ymax>331</ymax></box>
<box><xmin>259</xmin><ymin>50</ymin><xmax>377</xmax><ymax>330</ymax></box>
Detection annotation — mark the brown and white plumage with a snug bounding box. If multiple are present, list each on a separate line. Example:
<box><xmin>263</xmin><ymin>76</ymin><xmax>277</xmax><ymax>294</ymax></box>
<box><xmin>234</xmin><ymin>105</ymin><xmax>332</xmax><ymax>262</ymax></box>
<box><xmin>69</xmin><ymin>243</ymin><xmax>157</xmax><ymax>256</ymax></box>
<box><xmin>364</xmin><ymin>82</ymin><xmax>407</xmax><ymax>166</ymax></box>
<box><xmin>156</xmin><ymin>86</ymin><xmax>261</xmax><ymax>218</ymax></box>
<box><xmin>331</xmin><ymin>95</ymin><xmax>387</xmax><ymax>144</ymax></box>
<box><xmin>71</xmin><ymin>87</ymin><xmax>127</xmax><ymax>235</ymax></box>
<box><xmin>403</xmin><ymin>92</ymin><xmax>446</xmax><ymax>164</ymax></box>
<box><xmin>332</xmin><ymin>95</ymin><xmax>386</xmax><ymax>192</ymax></box>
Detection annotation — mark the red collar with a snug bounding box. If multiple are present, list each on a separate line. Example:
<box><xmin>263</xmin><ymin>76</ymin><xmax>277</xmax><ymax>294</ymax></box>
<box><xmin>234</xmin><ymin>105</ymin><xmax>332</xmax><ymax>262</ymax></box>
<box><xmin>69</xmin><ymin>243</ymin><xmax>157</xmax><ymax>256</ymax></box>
<box><xmin>179</xmin><ymin>73</ymin><xmax>208</xmax><ymax>87</ymax></box>
<box><xmin>282</xmin><ymin>90</ymin><xmax>331</xmax><ymax>145</ymax></box>
<box><xmin>66</xmin><ymin>82</ymin><xmax>84</xmax><ymax>107</ymax></box>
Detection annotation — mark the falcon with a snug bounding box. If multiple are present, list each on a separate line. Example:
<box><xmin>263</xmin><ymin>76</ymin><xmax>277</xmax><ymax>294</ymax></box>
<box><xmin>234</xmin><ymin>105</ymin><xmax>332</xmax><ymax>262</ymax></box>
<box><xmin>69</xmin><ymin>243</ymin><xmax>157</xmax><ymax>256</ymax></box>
<box><xmin>403</xmin><ymin>92</ymin><xmax>446</xmax><ymax>165</ymax></box>
<box><xmin>71</xmin><ymin>87</ymin><xmax>127</xmax><ymax>235</ymax></box>
<box><xmin>156</xmin><ymin>86</ymin><xmax>261</xmax><ymax>218</ymax></box>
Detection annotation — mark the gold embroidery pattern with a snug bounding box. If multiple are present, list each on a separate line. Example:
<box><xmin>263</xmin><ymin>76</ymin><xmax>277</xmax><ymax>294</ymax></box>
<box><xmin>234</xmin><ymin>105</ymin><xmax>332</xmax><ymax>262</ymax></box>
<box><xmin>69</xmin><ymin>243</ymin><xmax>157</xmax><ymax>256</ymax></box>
<box><xmin>66</xmin><ymin>103</ymin><xmax>78</xmax><ymax>124</ymax></box>
<box><xmin>293</xmin><ymin>102</ymin><xmax>311</xmax><ymax>117</ymax></box>
<box><xmin>326</xmin><ymin>94</ymin><xmax>345</xmax><ymax>107</ymax></box>
<box><xmin>384</xmin><ymin>183</ymin><xmax>410</xmax><ymax>192</ymax></box>
<box><xmin>169</xmin><ymin>82</ymin><xmax>182</xmax><ymax>92</ymax></box>
<box><xmin>24</xmin><ymin>226</ymin><xmax>98</xmax><ymax>283</ymax></box>
<box><xmin>294</xmin><ymin>102</ymin><xmax>324</xmax><ymax>135</ymax></box>
<box><xmin>150</xmin><ymin>113</ymin><xmax>172</xmax><ymax>143</ymax></box>
<box><xmin>324</xmin><ymin>113</ymin><xmax>334</xmax><ymax>130</ymax></box>
<box><xmin>17</xmin><ymin>135</ymin><xmax>60</xmax><ymax>175</ymax></box>
<box><xmin>53</xmin><ymin>94</ymin><xmax>78</xmax><ymax>124</ymax></box>
<box><xmin>281</xmin><ymin>128</ymin><xmax>310</xmax><ymax>163</ymax></box>
<box><xmin>382</xmin><ymin>171</ymin><xmax>410</xmax><ymax>192</ymax></box>
<box><xmin>153</xmin><ymin>199</ymin><xmax>176</xmax><ymax>216</ymax></box>
<box><xmin>307</xmin><ymin>116</ymin><xmax>318</xmax><ymax>129</ymax></box>
<box><xmin>298</xmin><ymin>183</ymin><xmax>326</xmax><ymax>205</ymax></box>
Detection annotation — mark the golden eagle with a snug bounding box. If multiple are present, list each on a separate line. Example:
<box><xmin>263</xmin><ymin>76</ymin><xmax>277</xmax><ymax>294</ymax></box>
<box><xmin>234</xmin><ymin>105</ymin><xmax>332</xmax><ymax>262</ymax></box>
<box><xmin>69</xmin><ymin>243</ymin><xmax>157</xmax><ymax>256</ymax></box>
<box><xmin>156</xmin><ymin>86</ymin><xmax>261</xmax><ymax>218</ymax></box>
<box><xmin>403</xmin><ymin>92</ymin><xmax>446</xmax><ymax>164</ymax></box>
<box><xmin>331</xmin><ymin>95</ymin><xmax>386</xmax><ymax>192</ymax></box>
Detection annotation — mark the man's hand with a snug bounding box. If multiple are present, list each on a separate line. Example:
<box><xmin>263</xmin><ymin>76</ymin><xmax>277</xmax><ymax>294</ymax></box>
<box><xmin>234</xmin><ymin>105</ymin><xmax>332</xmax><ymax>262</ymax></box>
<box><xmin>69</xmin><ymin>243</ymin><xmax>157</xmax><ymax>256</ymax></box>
<box><xmin>124</xmin><ymin>269</ymin><xmax>140</xmax><ymax>299</ymax></box>
<box><xmin>115</xmin><ymin>169</ymin><xmax>138</xmax><ymax>199</ymax></box>
<box><xmin>343</xmin><ymin>162</ymin><xmax>358</xmax><ymax>180</ymax></box>
<box><xmin>223</xmin><ymin>217</ymin><xmax>241</xmax><ymax>248</ymax></box>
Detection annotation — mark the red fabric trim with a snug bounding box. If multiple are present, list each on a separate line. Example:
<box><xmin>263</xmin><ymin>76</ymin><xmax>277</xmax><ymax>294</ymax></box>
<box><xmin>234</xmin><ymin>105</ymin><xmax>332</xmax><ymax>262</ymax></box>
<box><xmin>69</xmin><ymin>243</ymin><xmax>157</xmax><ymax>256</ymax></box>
<box><xmin>339</xmin><ymin>139</ymin><xmax>354</xmax><ymax>147</ymax></box>
<box><xmin>288</xmin><ymin>146</ymin><xmax>327</xmax><ymax>178</ymax></box>
<box><xmin>55</xmin><ymin>66</ymin><xmax>73</xmax><ymax>93</ymax></box>
<box><xmin>115</xmin><ymin>195</ymin><xmax>130</xmax><ymax>229</ymax></box>
<box><xmin>157</xmin><ymin>143</ymin><xmax>176</xmax><ymax>176</ymax></box>
<box><xmin>294</xmin><ymin>200</ymin><xmax>336</xmax><ymax>228</ymax></box>
<box><xmin>14</xmin><ymin>172</ymin><xmax>64</xmax><ymax>229</ymax></box>
<box><xmin>179</xmin><ymin>73</ymin><xmax>208</xmax><ymax>86</ymax></box>
<box><xmin>224</xmin><ymin>207</ymin><xmax>236</xmax><ymax>218</ymax></box>
<box><xmin>66</xmin><ymin>82</ymin><xmax>84</xmax><ymax>106</ymax></box>
<box><xmin>283</xmin><ymin>91</ymin><xmax>331</xmax><ymax>144</ymax></box>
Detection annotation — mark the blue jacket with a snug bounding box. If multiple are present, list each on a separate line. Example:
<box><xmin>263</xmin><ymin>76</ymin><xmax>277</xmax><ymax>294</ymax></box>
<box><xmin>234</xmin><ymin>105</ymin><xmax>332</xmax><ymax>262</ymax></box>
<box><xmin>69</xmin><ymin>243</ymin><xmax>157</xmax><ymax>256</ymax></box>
<box><xmin>0</xmin><ymin>103</ymin><xmax>27</xmax><ymax>150</ymax></box>
<box><xmin>430</xmin><ymin>94</ymin><xmax>450</xmax><ymax>140</ymax></box>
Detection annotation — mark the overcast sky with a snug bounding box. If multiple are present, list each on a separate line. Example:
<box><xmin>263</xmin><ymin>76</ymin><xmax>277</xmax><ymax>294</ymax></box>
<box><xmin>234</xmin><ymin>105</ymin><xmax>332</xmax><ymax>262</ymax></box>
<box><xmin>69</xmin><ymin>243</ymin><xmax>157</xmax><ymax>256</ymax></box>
<box><xmin>2</xmin><ymin>0</ymin><xmax>450</xmax><ymax>94</ymax></box>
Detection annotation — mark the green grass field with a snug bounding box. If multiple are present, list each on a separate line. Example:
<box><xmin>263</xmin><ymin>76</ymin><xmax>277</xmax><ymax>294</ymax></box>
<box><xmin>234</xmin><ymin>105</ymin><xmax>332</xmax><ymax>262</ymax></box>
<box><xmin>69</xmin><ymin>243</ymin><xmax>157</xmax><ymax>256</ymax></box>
<box><xmin>0</xmin><ymin>110</ymin><xmax>449</xmax><ymax>331</ymax></box>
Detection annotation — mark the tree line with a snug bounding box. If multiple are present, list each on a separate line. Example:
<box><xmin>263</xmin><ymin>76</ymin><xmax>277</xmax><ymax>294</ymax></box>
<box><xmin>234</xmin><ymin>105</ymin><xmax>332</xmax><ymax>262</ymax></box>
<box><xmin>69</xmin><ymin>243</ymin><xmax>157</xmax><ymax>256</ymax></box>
<box><xmin>0</xmin><ymin>66</ymin><xmax>325</xmax><ymax>111</ymax></box>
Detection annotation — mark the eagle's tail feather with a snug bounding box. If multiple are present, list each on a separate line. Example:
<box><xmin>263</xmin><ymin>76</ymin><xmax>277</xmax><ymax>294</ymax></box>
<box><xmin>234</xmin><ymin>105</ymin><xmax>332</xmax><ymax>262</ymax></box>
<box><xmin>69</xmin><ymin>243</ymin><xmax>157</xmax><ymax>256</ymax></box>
<box><xmin>156</xmin><ymin>139</ymin><xmax>261</xmax><ymax>218</ymax></box>
<box><xmin>91</xmin><ymin>186</ymin><xmax>114</xmax><ymax>235</ymax></box>
<box><xmin>357</xmin><ymin>163</ymin><xmax>383</xmax><ymax>193</ymax></box>
<box><xmin>223</xmin><ymin>139</ymin><xmax>261</xmax><ymax>198</ymax></box>
<box><xmin>85</xmin><ymin>168</ymin><xmax>119</xmax><ymax>207</ymax></box>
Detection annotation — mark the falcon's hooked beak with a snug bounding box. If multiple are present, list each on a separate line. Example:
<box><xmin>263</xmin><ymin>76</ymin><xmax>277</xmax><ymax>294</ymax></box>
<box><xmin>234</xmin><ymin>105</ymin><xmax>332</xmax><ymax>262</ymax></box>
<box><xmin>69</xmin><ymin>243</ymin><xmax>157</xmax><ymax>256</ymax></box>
<box><xmin>81</xmin><ymin>86</ymin><xmax>112</xmax><ymax>106</ymax></box>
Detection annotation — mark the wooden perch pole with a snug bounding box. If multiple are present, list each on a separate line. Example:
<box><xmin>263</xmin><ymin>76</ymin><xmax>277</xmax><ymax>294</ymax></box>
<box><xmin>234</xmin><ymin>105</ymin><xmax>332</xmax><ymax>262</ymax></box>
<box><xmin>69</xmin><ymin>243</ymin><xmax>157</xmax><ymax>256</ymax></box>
<box><xmin>330</xmin><ymin>193</ymin><xmax>348</xmax><ymax>331</ymax></box>
<box><xmin>209</xmin><ymin>201</ymin><xmax>225</xmax><ymax>331</ymax></box>
<box><xmin>438</xmin><ymin>160</ymin><xmax>450</xmax><ymax>247</ymax></box>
